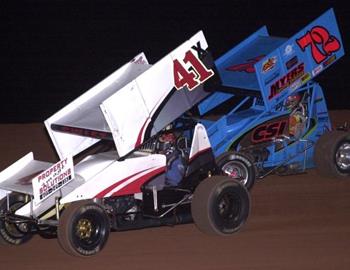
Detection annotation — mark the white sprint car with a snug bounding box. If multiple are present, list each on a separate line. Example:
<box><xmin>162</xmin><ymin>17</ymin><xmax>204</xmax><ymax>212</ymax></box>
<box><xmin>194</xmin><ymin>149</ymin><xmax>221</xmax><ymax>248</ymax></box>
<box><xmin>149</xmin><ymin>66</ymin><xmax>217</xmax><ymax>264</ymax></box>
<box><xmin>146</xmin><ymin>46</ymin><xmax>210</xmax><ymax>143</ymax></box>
<box><xmin>0</xmin><ymin>31</ymin><xmax>250</xmax><ymax>256</ymax></box>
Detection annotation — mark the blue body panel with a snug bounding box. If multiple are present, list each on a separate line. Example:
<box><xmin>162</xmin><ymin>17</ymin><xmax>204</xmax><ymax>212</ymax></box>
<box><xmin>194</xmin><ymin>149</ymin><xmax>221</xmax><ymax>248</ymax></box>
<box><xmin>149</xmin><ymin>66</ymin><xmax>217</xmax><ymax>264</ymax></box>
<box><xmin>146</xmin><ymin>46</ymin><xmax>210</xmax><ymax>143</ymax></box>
<box><xmin>197</xmin><ymin>8</ymin><xmax>342</xmax><ymax>172</ymax></box>
<box><xmin>202</xmin><ymin>82</ymin><xmax>331</xmax><ymax>169</ymax></box>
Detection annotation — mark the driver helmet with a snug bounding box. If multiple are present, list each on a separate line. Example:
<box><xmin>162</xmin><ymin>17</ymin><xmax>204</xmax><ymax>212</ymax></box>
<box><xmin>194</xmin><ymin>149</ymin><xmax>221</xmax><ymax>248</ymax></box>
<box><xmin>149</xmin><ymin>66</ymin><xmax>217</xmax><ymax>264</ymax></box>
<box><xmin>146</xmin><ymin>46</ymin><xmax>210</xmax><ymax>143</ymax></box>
<box><xmin>285</xmin><ymin>93</ymin><xmax>302</xmax><ymax>109</ymax></box>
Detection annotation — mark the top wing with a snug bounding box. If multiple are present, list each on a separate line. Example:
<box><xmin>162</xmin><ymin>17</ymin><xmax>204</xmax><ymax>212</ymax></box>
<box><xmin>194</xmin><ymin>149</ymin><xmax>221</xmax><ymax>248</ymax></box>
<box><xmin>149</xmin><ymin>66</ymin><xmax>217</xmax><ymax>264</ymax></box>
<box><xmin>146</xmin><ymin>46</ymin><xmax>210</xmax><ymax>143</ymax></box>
<box><xmin>101</xmin><ymin>31</ymin><xmax>216</xmax><ymax>157</ymax></box>
<box><xmin>45</xmin><ymin>53</ymin><xmax>150</xmax><ymax>160</ymax></box>
<box><xmin>0</xmin><ymin>152</ymin><xmax>52</xmax><ymax>195</ymax></box>
<box><xmin>210</xmin><ymin>8</ymin><xmax>344</xmax><ymax>112</ymax></box>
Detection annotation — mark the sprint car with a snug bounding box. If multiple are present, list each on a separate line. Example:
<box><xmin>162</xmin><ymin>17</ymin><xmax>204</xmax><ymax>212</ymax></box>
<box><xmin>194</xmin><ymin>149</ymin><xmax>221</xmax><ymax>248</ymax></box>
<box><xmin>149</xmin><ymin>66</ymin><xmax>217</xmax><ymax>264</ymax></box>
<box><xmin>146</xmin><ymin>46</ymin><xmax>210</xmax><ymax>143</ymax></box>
<box><xmin>0</xmin><ymin>32</ymin><xmax>250</xmax><ymax>257</ymax></box>
<box><xmin>194</xmin><ymin>8</ymin><xmax>348</xmax><ymax>189</ymax></box>
<box><xmin>0</xmin><ymin>8</ymin><xmax>346</xmax><ymax>257</ymax></box>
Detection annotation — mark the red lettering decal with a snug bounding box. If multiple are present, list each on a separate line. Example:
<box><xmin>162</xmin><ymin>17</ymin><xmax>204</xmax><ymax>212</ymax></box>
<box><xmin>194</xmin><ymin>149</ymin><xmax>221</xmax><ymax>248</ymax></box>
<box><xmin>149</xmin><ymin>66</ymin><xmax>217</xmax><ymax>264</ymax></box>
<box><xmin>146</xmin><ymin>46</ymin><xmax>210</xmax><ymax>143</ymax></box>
<box><xmin>183</xmin><ymin>50</ymin><xmax>214</xmax><ymax>84</ymax></box>
<box><xmin>173</xmin><ymin>50</ymin><xmax>214</xmax><ymax>91</ymax></box>
<box><xmin>252</xmin><ymin>120</ymin><xmax>288</xmax><ymax>143</ymax></box>
<box><xmin>296</xmin><ymin>26</ymin><xmax>340</xmax><ymax>64</ymax></box>
<box><xmin>268</xmin><ymin>63</ymin><xmax>305</xmax><ymax>100</ymax></box>
<box><xmin>173</xmin><ymin>58</ymin><xmax>198</xmax><ymax>90</ymax></box>
<box><xmin>226</xmin><ymin>55</ymin><xmax>265</xmax><ymax>73</ymax></box>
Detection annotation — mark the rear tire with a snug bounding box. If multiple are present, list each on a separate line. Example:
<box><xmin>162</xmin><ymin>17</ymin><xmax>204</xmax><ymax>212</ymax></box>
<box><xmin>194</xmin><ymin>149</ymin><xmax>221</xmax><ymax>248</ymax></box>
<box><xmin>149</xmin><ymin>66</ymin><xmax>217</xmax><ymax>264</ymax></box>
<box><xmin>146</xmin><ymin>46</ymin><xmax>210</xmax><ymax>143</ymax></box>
<box><xmin>314</xmin><ymin>131</ymin><xmax>350</xmax><ymax>178</ymax></box>
<box><xmin>216</xmin><ymin>152</ymin><xmax>256</xmax><ymax>190</ymax></box>
<box><xmin>57</xmin><ymin>201</ymin><xmax>110</xmax><ymax>257</ymax></box>
<box><xmin>191</xmin><ymin>176</ymin><xmax>250</xmax><ymax>235</ymax></box>
<box><xmin>0</xmin><ymin>193</ymin><xmax>33</xmax><ymax>245</ymax></box>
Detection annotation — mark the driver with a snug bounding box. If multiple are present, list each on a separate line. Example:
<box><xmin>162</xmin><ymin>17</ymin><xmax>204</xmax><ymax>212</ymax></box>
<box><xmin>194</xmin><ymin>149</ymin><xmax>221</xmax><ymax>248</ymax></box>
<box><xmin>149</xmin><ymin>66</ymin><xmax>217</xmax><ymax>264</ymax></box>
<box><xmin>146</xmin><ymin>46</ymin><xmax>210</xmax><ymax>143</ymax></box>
<box><xmin>158</xmin><ymin>132</ymin><xmax>186</xmax><ymax>187</ymax></box>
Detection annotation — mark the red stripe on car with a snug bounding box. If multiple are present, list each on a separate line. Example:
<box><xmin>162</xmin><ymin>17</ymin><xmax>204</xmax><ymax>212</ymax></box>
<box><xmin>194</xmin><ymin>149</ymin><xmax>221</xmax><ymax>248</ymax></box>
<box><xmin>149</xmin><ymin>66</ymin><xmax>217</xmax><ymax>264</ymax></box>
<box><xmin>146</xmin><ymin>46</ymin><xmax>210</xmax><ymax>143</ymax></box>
<box><xmin>111</xmin><ymin>166</ymin><xmax>165</xmax><ymax>196</ymax></box>
<box><xmin>94</xmin><ymin>169</ymin><xmax>149</xmax><ymax>198</ymax></box>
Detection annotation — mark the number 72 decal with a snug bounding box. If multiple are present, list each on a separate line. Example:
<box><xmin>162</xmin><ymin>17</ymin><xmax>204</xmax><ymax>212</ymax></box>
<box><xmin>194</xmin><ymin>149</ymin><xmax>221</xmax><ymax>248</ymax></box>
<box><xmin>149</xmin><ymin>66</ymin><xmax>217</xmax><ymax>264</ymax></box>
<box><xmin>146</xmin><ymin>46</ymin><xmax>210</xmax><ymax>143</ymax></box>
<box><xmin>173</xmin><ymin>50</ymin><xmax>214</xmax><ymax>91</ymax></box>
<box><xmin>296</xmin><ymin>25</ymin><xmax>341</xmax><ymax>64</ymax></box>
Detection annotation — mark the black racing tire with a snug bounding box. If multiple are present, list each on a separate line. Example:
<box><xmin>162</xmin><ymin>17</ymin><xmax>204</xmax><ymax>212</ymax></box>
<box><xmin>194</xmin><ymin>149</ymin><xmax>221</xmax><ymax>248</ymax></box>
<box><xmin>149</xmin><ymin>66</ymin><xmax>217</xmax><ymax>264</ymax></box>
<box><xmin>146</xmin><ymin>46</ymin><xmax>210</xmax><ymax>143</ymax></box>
<box><xmin>314</xmin><ymin>131</ymin><xmax>350</xmax><ymax>178</ymax></box>
<box><xmin>191</xmin><ymin>176</ymin><xmax>250</xmax><ymax>236</ymax></box>
<box><xmin>216</xmin><ymin>151</ymin><xmax>256</xmax><ymax>190</ymax></box>
<box><xmin>0</xmin><ymin>193</ymin><xmax>33</xmax><ymax>245</ymax></box>
<box><xmin>57</xmin><ymin>201</ymin><xmax>110</xmax><ymax>257</ymax></box>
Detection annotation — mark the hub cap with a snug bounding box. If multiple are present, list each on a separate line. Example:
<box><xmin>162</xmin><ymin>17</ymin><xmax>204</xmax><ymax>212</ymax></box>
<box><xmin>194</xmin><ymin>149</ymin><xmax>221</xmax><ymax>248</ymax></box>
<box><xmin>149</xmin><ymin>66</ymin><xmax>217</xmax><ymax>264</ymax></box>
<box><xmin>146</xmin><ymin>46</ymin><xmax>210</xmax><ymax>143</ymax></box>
<box><xmin>336</xmin><ymin>143</ymin><xmax>350</xmax><ymax>170</ymax></box>
<box><xmin>222</xmin><ymin>161</ymin><xmax>249</xmax><ymax>186</ymax></box>
<box><xmin>76</xmin><ymin>219</ymin><xmax>93</xmax><ymax>239</ymax></box>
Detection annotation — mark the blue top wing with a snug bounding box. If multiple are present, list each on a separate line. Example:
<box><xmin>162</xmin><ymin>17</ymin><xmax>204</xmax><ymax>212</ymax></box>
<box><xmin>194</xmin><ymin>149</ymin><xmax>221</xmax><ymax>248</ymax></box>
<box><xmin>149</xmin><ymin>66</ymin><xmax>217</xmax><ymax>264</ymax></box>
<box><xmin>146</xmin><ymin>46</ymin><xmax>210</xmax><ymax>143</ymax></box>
<box><xmin>254</xmin><ymin>8</ymin><xmax>345</xmax><ymax>110</ymax></box>
<box><xmin>212</xmin><ymin>8</ymin><xmax>344</xmax><ymax>111</ymax></box>
<box><xmin>216</xmin><ymin>27</ymin><xmax>286</xmax><ymax>91</ymax></box>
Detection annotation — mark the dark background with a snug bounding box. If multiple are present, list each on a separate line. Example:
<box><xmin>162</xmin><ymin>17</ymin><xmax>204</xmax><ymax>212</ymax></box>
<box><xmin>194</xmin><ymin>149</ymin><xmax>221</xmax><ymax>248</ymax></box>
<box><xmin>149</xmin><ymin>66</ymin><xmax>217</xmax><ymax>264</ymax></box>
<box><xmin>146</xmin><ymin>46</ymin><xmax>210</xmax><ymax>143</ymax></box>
<box><xmin>1</xmin><ymin>0</ymin><xmax>349</xmax><ymax>123</ymax></box>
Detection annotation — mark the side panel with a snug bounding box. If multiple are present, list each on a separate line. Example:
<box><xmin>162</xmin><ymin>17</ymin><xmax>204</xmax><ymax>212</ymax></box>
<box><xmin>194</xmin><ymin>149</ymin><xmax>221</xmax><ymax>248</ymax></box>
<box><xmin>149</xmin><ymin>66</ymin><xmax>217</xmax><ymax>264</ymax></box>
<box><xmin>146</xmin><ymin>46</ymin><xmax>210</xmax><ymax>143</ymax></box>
<box><xmin>255</xmin><ymin>8</ymin><xmax>345</xmax><ymax>110</ymax></box>
<box><xmin>60</xmin><ymin>154</ymin><xmax>166</xmax><ymax>204</ymax></box>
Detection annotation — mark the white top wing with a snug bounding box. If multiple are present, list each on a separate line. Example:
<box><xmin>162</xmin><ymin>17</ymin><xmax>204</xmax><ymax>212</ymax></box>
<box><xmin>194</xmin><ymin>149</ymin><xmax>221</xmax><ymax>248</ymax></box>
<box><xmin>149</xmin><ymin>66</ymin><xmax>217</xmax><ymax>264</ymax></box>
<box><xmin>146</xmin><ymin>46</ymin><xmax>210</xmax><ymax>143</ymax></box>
<box><xmin>45</xmin><ymin>53</ymin><xmax>150</xmax><ymax>160</ymax></box>
<box><xmin>101</xmin><ymin>31</ymin><xmax>211</xmax><ymax>157</ymax></box>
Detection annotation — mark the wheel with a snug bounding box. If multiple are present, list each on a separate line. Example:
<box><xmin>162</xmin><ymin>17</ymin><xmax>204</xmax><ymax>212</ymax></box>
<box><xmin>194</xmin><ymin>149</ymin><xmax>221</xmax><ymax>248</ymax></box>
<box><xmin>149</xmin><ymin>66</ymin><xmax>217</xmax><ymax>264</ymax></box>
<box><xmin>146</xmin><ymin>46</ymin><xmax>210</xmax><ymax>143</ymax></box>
<box><xmin>216</xmin><ymin>151</ymin><xmax>256</xmax><ymax>190</ymax></box>
<box><xmin>0</xmin><ymin>193</ymin><xmax>33</xmax><ymax>245</ymax></box>
<box><xmin>57</xmin><ymin>201</ymin><xmax>110</xmax><ymax>257</ymax></box>
<box><xmin>191</xmin><ymin>176</ymin><xmax>250</xmax><ymax>236</ymax></box>
<box><xmin>314</xmin><ymin>130</ymin><xmax>350</xmax><ymax>178</ymax></box>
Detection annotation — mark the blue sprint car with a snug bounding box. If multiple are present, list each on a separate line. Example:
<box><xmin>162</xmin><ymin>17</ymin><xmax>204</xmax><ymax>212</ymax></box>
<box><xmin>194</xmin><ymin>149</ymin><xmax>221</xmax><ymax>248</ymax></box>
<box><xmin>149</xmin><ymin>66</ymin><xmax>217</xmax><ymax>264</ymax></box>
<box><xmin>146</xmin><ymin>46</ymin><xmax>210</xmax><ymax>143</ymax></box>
<box><xmin>190</xmin><ymin>8</ymin><xmax>348</xmax><ymax>189</ymax></box>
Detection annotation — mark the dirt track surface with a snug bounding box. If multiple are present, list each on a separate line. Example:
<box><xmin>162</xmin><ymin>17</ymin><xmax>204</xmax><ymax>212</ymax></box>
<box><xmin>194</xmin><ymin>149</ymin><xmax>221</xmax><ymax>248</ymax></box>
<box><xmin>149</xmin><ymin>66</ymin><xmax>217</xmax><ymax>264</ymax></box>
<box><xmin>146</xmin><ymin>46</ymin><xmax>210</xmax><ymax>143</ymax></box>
<box><xmin>0</xmin><ymin>111</ymin><xmax>350</xmax><ymax>270</ymax></box>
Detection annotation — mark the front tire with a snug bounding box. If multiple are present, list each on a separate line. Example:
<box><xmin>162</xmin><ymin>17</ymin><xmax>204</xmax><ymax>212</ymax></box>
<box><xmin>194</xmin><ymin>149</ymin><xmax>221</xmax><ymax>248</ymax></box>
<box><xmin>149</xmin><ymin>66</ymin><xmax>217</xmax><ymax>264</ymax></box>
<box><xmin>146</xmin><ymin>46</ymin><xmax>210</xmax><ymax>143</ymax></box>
<box><xmin>191</xmin><ymin>176</ymin><xmax>250</xmax><ymax>236</ymax></box>
<box><xmin>0</xmin><ymin>193</ymin><xmax>33</xmax><ymax>245</ymax></box>
<box><xmin>57</xmin><ymin>201</ymin><xmax>110</xmax><ymax>257</ymax></box>
<box><xmin>314</xmin><ymin>131</ymin><xmax>350</xmax><ymax>178</ymax></box>
<box><xmin>216</xmin><ymin>152</ymin><xmax>256</xmax><ymax>190</ymax></box>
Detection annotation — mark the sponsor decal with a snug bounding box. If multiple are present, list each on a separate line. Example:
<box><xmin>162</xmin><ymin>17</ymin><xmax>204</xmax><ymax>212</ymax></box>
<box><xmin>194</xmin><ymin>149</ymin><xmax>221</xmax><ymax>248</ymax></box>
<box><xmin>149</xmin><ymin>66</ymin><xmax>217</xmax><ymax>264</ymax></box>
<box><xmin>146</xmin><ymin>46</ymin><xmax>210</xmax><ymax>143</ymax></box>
<box><xmin>285</xmin><ymin>56</ymin><xmax>298</xmax><ymax>70</ymax></box>
<box><xmin>323</xmin><ymin>55</ymin><xmax>336</xmax><ymax>68</ymax></box>
<box><xmin>262</xmin><ymin>56</ymin><xmax>277</xmax><ymax>73</ymax></box>
<box><xmin>251</xmin><ymin>120</ymin><xmax>288</xmax><ymax>143</ymax></box>
<box><xmin>225</xmin><ymin>55</ymin><xmax>265</xmax><ymax>73</ymax></box>
<box><xmin>32</xmin><ymin>157</ymin><xmax>74</xmax><ymax>204</ymax></box>
<box><xmin>296</xmin><ymin>25</ymin><xmax>341</xmax><ymax>64</ymax></box>
<box><xmin>290</xmin><ymin>79</ymin><xmax>302</xmax><ymax>91</ymax></box>
<box><xmin>290</xmin><ymin>72</ymin><xmax>311</xmax><ymax>91</ymax></box>
<box><xmin>301</xmin><ymin>73</ymin><xmax>311</xmax><ymax>84</ymax></box>
<box><xmin>173</xmin><ymin>42</ymin><xmax>214</xmax><ymax>91</ymax></box>
<box><xmin>312</xmin><ymin>65</ymin><xmax>323</xmax><ymax>77</ymax></box>
<box><xmin>268</xmin><ymin>63</ymin><xmax>305</xmax><ymax>100</ymax></box>
<box><xmin>264</xmin><ymin>70</ymin><xmax>280</xmax><ymax>85</ymax></box>
<box><xmin>283</xmin><ymin>44</ymin><xmax>295</xmax><ymax>57</ymax></box>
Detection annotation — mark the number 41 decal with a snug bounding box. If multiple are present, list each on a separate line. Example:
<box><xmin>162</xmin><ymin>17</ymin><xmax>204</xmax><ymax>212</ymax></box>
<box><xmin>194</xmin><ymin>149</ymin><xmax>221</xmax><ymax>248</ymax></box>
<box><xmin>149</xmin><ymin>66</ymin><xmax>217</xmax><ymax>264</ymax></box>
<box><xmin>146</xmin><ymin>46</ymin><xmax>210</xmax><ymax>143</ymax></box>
<box><xmin>173</xmin><ymin>50</ymin><xmax>214</xmax><ymax>91</ymax></box>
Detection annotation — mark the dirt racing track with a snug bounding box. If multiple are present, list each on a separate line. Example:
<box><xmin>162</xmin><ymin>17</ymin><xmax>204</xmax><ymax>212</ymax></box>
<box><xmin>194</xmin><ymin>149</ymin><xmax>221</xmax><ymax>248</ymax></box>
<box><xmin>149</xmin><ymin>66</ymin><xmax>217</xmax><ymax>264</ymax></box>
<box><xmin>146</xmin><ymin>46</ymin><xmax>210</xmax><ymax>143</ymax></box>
<box><xmin>0</xmin><ymin>111</ymin><xmax>349</xmax><ymax>270</ymax></box>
